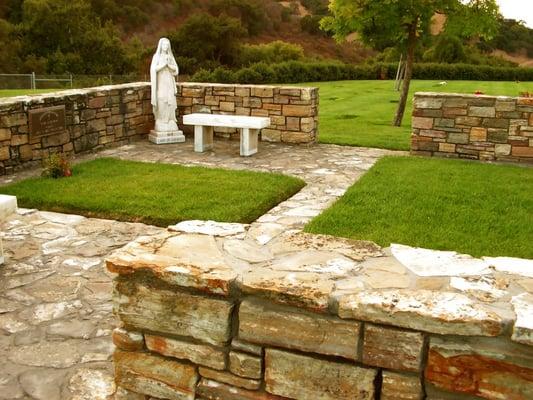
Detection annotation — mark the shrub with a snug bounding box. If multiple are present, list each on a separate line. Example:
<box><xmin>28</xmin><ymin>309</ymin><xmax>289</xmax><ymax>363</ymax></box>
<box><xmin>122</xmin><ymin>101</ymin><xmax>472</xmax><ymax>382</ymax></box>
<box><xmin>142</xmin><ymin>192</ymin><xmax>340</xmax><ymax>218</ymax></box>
<box><xmin>190</xmin><ymin>60</ymin><xmax>533</xmax><ymax>84</ymax></box>
<box><xmin>237</xmin><ymin>41</ymin><xmax>304</xmax><ymax>66</ymax></box>
<box><xmin>300</xmin><ymin>15</ymin><xmax>328</xmax><ymax>36</ymax></box>
<box><xmin>42</xmin><ymin>153</ymin><xmax>72</xmax><ymax>179</ymax></box>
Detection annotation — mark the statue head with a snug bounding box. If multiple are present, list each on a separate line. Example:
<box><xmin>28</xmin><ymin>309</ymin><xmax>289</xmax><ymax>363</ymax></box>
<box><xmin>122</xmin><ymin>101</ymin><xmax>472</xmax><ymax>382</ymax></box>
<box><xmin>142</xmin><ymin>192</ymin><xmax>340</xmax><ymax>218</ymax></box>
<box><xmin>156</xmin><ymin>37</ymin><xmax>172</xmax><ymax>56</ymax></box>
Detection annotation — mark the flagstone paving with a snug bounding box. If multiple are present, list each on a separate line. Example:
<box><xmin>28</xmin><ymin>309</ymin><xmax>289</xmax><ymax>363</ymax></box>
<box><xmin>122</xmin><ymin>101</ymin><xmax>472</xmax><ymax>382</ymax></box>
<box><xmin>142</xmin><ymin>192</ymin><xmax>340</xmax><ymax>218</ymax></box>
<box><xmin>0</xmin><ymin>140</ymin><xmax>400</xmax><ymax>400</ymax></box>
<box><xmin>1</xmin><ymin>140</ymin><xmax>532</xmax><ymax>399</ymax></box>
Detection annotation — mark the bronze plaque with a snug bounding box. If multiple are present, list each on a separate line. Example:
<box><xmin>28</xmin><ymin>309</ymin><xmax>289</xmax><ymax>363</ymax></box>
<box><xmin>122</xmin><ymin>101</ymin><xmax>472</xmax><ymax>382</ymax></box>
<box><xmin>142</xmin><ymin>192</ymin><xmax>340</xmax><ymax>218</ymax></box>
<box><xmin>29</xmin><ymin>105</ymin><xmax>66</xmax><ymax>139</ymax></box>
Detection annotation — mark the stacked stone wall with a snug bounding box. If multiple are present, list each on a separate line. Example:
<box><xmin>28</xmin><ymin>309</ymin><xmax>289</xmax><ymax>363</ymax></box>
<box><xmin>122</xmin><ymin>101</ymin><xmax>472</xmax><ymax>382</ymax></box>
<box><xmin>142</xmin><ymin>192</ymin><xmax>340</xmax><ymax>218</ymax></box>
<box><xmin>411</xmin><ymin>92</ymin><xmax>533</xmax><ymax>163</ymax></box>
<box><xmin>0</xmin><ymin>82</ymin><xmax>319</xmax><ymax>175</ymax></box>
<box><xmin>106</xmin><ymin>231</ymin><xmax>533</xmax><ymax>400</ymax></box>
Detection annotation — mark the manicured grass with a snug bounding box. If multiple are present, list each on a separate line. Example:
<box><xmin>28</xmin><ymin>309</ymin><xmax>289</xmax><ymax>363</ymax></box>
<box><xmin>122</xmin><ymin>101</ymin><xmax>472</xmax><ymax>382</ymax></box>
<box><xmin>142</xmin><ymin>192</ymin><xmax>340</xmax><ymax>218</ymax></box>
<box><xmin>305</xmin><ymin>156</ymin><xmax>533</xmax><ymax>258</ymax></box>
<box><xmin>0</xmin><ymin>89</ymin><xmax>60</xmax><ymax>98</ymax></box>
<box><xmin>0</xmin><ymin>158</ymin><xmax>305</xmax><ymax>226</ymax></box>
<box><xmin>307</xmin><ymin>80</ymin><xmax>533</xmax><ymax>151</ymax></box>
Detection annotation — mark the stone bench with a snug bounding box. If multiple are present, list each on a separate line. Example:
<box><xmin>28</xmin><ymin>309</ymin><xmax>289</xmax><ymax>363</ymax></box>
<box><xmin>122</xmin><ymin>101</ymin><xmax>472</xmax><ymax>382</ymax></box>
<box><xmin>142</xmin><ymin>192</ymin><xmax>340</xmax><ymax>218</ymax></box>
<box><xmin>182</xmin><ymin>113</ymin><xmax>271</xmax><ymax>157</ymax></box>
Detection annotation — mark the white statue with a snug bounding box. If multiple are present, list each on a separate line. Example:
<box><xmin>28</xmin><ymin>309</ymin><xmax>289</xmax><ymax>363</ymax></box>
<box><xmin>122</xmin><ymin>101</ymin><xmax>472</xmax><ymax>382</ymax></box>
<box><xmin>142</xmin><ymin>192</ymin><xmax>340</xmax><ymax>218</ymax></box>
<box><xmin>149</xmin><ymin>37</ymin><xmax>185</xmax><ymax>144</ymax></box>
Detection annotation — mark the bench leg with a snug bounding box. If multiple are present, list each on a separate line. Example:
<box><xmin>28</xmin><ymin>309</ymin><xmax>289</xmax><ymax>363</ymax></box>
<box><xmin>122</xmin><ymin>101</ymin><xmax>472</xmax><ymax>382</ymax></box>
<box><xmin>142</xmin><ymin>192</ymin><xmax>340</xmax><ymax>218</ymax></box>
<box><xmin>194</xmin><ymin>125</ymin><xmax>214</xmax><ymax>153</ymax></box>
<box><xmin>240</xmin><ymin>128</ymin><xmax>259</xmax><ymax>157</ymax></box>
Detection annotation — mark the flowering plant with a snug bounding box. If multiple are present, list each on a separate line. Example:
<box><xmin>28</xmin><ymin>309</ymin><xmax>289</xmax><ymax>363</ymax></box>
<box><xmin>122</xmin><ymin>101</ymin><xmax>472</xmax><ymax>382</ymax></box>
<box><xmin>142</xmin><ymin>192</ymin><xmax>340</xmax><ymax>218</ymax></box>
<box><xmin>42</xmin><ymin>153</ymin><xmax>72</xmax><ymax>178</ymax></box>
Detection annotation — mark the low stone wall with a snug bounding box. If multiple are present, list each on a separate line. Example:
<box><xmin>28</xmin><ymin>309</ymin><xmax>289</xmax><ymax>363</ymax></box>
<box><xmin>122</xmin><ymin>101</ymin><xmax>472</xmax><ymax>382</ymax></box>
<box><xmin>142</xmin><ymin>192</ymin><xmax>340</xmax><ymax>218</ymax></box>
<box><xmin>0</xmin><ymin>82</ymin><xmax>318</xmax><ymax>174</ymax></box>
<box><xmin>106</xmin><ymin>226</ymin><xmax>533</xmax><ymax>400</ymax></box>
<box><xmin>411</xmin><ymin>92</ymin><xmax>533</xmax><ymax>163</ymax></box>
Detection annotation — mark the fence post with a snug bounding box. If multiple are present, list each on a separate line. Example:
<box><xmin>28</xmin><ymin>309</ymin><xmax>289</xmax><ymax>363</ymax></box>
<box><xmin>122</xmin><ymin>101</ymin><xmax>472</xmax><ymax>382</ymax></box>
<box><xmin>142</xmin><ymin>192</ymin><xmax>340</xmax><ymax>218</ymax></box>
<box><xmin>70</xmin><ymin>73</ymin><xmax>73</xmax><ymax>88</ymax></box>
<box><xmin>31</xmin><ymin>72</ymin><xmax>36</xmax><ymax>90</ymax></box>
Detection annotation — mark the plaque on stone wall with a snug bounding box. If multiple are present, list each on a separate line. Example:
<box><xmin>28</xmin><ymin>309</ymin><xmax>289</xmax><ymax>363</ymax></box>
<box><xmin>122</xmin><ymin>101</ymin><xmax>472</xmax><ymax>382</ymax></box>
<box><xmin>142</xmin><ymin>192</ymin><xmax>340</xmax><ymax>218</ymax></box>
<box><xmin>29</xmin><ymin>105</ymin><xmax>66</xmax><ymax>139</ymax></box>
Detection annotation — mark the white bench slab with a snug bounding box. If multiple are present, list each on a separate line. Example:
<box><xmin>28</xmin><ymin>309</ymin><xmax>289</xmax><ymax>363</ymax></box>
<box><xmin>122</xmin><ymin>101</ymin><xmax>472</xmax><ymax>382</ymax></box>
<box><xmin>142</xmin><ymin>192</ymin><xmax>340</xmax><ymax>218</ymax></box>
<box><xmin>182</xmin><ymin>113</ymin><xmax>271</xmax><ymax>157</ymax></box>
<box><xmin>0</xmin><ymin>194</ymin><xmax>17</xmax><ymax>265</ymax></box>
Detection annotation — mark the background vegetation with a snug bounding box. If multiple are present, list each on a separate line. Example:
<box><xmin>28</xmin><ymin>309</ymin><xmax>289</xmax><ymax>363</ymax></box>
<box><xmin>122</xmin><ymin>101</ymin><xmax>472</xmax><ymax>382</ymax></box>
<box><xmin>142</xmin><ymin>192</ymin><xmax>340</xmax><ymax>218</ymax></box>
<box><xmin>0</xmin><ymin>0</ymin><xmax>532</xmax><ymax>78</ymax></box>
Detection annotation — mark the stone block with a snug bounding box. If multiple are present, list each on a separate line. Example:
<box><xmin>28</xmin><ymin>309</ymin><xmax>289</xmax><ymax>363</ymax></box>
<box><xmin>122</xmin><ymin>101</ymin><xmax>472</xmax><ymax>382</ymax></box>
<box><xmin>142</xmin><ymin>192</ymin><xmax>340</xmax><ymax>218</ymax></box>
<box><xmin>196</xmin><ymin>379</ymin><xmax>280</xmax><ymax>400</ymax></box>
<box><xmin>114</xmin><ymin>350</ymin><xmax>197</xmax><ymax>400</ymax></box>
<box><xmin>381</xmin><ymin>371</ymin><xmax>423</xmax><ymax>400</ymax></box>
<box><xmin>265</xmin><ymin>349</ymin><xmax>376</xmax><ymax>400</ymax></box>
<box><xmin>338</xmin><ymin>290</ymin><xmax>504</xmax><ymax>337</ymax></box>
<box><xmin>112</xmin><ymin>328</ymin><xmax>145</xmax><ymax>352</ymax></box>
<box><xmin>74</xmin><ymin>132</ymin><xmax>99</xmax><ymax>153</ymax></box>
<box><xmin>443</xmin><ymin>97</ymin><xmax>468</xmax><ymax>108</ymax></box>
<box><xmin>199</xmin><ymin>367</ymin><xmax>261</xmax><ymax>390</ymax></box>
<box><xmin>229</xmin><ymin>351</ymin><xmax>262</xmax><ymax>379</ymax></box>
<box><xmin>88</xmin><ymin>97</ymin><xmax>106</xmax><ymax>109</ymax></box>
<box><xmin>114</xmin><ymin>279</ymin><xmax>234</xmax><ymax>345</ymax></box>
<box><xmin>487</xmin><ymin>129</ymin><xmax>508</xmax><ymax>143</ymax></box>
<box><xmin>363</xmin><ymin>324</ymin><xmax>424</xmax><ymax>372</ymax></box>
<box><xmin>1</xmin><ymin>113</ymin><xmax>27</xmax><ymax>127</ymax></box>
<box><xmin>220</xmin><ymin>102</ymin><xmax>235</xmax><ymax>112</ymax></box>
<box><xmin>244</xmin><ymin>98</ymin><xmax>262</xmax><ymax>109</ymax></box>
<box><xmin>469</xmin><ymin>97</ymin><xmax>496</xmax><ymax>107</ymax></box>
<box><xmin>413</xmin><ymin>109</ymin><xmax>443</xmax><ymax>118</ymax></box>
<box><xmin>412</xmin><ymin>117</ymin><xmax>434</xmax><ymax>130</ymax></box>
<box><xmin>443</xmin><ymin>107</ymin><xmax>467</xmax><ymax>117</ymax></box>
<box><xmin>469</xmin><ymin>106</ymin><xmax>495</xmax><ymax>118</ymax></box>
<box><xmin>42</xmin><ymin>131</ymin><xmax>70</xmax><ymax>148</ymax></box>
<box><xmin>300</xmin><ymin>117</ymin><xmax>314</xmax><ymax>133</ymax></box>
<box><xmin>87</xmin><ymin>118</ymin><xmax>106</xmax><ymax>132</ymax></box>
<box><xmin>455</xmin><ymin>116</ymin><xmax>481</xmax><ymax>126</ymax></box>
<box><xmin>281</xmin><ymin>130</ymin><xmax>314</xmax><ymax>144</ymax></box>
<box><xmin>425</xmin><ymin>336</ymin><xmax>533</xmax><ymax>400</ymax></box>
<box><xmin>439</xmin><ymin>143</ymin><xmax>456</xmax><ymax>153</ymax></box>
<box><xmin>239</xmin><ymin>298</ymin><xmax>360</xmax><ymax>360</ymax></box>
<box><xmin>182</xmin><ymin>87</ymin><xmax>205</xmax><ymax>97</ymax></box>
<box><xmin>286</xmin><ymin>117</ymin><xmax>300</xmax><ymax>131</ymax></box>
<box><xmin>282</xmin><ymin>105</ymin><xmax>314</xmax><ymax>117</ymax></box>
<box><xmin>482</xmin><ymin>118</ymin><xmax>509</xmax><ymax>129</ymax></box>
<box><xmin>232</xmin><ymin>339</ymin><xmax>262</xmax><ymax>356</ymax></box>
<box><xmin>512</xmin><ymin>146</ymin><xmax>533</xmax><ymax>158</ymax></box>
<box><xmin>435</xmin><ymin>118</ymin><xmax>455</xmax><ymax>128</ymax></box>
<box><xmin>494</xmin><ymin>143</ymin><xmax>512</xmax><ymax>156</ymax></box>
<box><xmin>495</xmin><ymin>100</ymin><xmax>516</xmax><ymax>112</ymax></box>
<box><xmin>19</xmin><ymin>144</ymin><xmax>33</xmax><ymax>161</ymax></box>
<box><xmin>252</xmin><ymin>87</ymin><xmax>274</xmax><ymax>98</ymax></box>
<box><xmin>251</xmin><ymin>109</ymin><xmax>269</xmax><ymax>117</ymax></box>
<box><xmin>0</xmin><ymin>128</ymin><xmax>11</xmax><ymax>141</ymax></box>
<box><xmin>235</xmin><ymin>87</ymin><xmax>251</xmax><ymax>97</ymax></box>
<box><xmin>0</xmin><ymin>146</ymin><xmax>10</xmax><ymax>162</ymax></box>
<box><xmin>470</xmin><ymin>127</ymin><xmax>487</xmax><ymax>142</ymax></box>
<box><xmin>279</xmin><ymin>88</ymin><xmax>302</xmax><ymax>96</ymax></box>
<box><xmin>447</xmin><ymin>133</ymin><xmax>469</xmax><ymax>144</ymax></box>
<box><xmin>260</xmin><ymin>129</ymin><xmax>281</xmax><ymax>142</ymax></box>
<box><xmin>145</xmin><ymin>334</ymin><xmax>226</xmax><ymax>370</ymax></box>
<box><xmin>414</xmin><ymin>97</ymin><xmax>443</xmax><ymax>109</ymax></box>
<box><xmin>10</xmin><ymin>134</ymin><xmax>27</xmax><ymax>146</ymax></box>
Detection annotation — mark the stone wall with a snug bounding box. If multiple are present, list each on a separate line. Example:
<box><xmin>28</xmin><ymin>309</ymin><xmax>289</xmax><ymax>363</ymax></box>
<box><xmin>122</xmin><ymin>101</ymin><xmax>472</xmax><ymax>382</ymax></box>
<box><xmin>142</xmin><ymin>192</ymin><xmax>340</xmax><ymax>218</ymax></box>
<box><xmin>106</xmin><ymin>228</ymin><xmax>533</xmax><ymax>400</ymax></box>
<box><xmin>0</xmin><ymin>82</ymin><xmax>318</xmax><ymax>174</ymax></box>
<box><xmin>411</xmin><ymin>92</ymin><xmax>533</xmax><ymax>163</ymax></box>
<box><xmin>176</xmin><ymin>83</ymin><xmax>319</xmax><ymax>144</ymax></box>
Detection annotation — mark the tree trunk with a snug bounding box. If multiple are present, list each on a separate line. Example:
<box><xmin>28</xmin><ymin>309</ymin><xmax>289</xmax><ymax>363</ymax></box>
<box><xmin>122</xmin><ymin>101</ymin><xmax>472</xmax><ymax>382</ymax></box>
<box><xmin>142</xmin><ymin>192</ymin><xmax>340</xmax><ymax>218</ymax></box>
<box><xmin>393</xmin><ymin>20</ymin><xmax>418</xmax><ymax>127</ymax></box>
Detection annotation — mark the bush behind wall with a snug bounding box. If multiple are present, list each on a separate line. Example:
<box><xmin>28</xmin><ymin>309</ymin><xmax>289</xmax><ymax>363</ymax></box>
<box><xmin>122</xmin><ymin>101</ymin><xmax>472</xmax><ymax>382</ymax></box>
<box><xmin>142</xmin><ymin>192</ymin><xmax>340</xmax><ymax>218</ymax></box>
<box><xmin>190</xmin><ymin>61</ymin><xmax>533</xmax><ymax>84</ymax></box>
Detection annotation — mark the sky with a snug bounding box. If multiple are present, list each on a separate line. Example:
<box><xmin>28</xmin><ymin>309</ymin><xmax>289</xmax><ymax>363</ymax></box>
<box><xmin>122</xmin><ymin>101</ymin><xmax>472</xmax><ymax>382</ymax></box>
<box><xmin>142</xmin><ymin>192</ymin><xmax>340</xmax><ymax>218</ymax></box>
<box><xmin>496</xmin><ymin>0</ymin><xmax>533</xmax><ymax>28</ymax></box>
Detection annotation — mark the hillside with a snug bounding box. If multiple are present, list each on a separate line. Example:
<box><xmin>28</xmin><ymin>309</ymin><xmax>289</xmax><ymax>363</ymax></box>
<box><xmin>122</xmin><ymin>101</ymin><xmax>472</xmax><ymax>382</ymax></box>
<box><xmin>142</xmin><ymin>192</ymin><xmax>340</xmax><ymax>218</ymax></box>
<box><xmin>0</xmin><ymin>0</ymin><xmax>532</xmax><ymax>76</ymax></box>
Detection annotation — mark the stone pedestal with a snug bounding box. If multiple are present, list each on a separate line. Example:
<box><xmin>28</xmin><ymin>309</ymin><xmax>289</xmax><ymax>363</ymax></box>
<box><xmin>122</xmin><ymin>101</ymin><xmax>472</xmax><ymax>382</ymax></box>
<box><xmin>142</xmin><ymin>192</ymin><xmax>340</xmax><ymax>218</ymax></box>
<box><xmin>149</xmin><ymin>130</ymin><xmax>185</xmax><ymax>145</ymax></box>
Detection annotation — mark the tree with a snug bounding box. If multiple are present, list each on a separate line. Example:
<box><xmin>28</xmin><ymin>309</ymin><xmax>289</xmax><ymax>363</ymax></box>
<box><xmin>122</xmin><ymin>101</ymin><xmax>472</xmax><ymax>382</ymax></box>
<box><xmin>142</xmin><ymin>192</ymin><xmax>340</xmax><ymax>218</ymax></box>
<box><xmin>169</xmin><ymin>13</ymin><xmax>246</xmax><ymax>66</ymax></box>
<box><xmin>321</xmin><ymin>0</ymin><xmax>499</xmax><ymax>126</ymax></box>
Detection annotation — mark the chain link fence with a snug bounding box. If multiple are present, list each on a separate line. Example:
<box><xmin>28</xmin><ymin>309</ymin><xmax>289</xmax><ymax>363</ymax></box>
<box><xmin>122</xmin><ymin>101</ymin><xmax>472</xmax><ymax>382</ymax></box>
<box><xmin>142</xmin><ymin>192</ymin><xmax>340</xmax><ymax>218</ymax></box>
<box><xmin>0</xmin><ymin>73</ymin><xmax>149</xmax><ymax>90</ymax></box>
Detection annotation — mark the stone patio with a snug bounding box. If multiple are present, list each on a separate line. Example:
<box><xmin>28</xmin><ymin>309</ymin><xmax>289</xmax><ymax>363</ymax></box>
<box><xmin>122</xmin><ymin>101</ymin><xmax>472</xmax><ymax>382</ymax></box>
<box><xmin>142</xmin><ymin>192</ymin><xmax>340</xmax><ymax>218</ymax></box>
<box><xmin>0</xmin><ymin>139</ymin><xmax>402</xmax><ymax>400</ymax></box>
<box><xmin>1</xmin><ymin>140</ymin><xmax>532</xmax><ymax>399</ymax></box>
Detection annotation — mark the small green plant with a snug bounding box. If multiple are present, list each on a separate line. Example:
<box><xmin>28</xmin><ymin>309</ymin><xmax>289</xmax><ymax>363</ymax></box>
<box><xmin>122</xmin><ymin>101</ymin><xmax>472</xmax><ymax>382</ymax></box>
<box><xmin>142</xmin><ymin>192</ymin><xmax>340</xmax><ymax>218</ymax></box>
<box><xmin>42</xmin><ymin>153</ymin><xmax>72</xmax><ymax>179</ymax></box>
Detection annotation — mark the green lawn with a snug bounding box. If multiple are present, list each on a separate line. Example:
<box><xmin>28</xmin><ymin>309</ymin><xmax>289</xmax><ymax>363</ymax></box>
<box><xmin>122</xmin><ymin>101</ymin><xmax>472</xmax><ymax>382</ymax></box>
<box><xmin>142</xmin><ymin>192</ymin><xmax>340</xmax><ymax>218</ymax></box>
<box><xmin>0</xmin><ymin>158</ymin><xmax>305</xmax><ymax>226</ymax></box>
<box><xmin>307</xmin><ymin>80</ymin><xmax>533</xmax><ymax>151</ymax></box>
<box><xmin>0</xmin><ymin>89</ymin><xmax>60</xmax><ymax>98</ymax></box>
<box><xmin>305</xmin><ymin>156</ymin><xmax>533</xmax><ymax>259</ymax></box>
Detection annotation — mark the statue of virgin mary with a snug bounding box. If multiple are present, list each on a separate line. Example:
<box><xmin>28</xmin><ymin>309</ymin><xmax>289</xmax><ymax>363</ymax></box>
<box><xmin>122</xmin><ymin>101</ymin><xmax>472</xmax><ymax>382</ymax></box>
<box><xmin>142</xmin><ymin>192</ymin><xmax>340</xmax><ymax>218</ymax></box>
<box><xmin>149</xmin><ymin>38</ymin><xmax>185</xmax><ymax>144</ymax></box>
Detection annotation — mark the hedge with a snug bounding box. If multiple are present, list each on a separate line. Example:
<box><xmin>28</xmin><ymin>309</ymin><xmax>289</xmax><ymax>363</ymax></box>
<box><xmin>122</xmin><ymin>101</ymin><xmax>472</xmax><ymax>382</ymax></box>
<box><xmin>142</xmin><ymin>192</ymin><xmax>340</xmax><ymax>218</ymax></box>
<box><xmin>190</xmin><ymin>61</ymin><xmax>533</xmax><ymax>84</ymax></box>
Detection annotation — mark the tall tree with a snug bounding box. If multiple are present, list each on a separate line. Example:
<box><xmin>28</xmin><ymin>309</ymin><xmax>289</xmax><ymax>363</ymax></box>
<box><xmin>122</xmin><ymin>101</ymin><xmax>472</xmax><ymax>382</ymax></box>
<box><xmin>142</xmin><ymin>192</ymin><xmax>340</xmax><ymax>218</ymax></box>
<box><xmin>321</xmin><ymin>0</ymin><xmax>500</xmax><ymax>126</ymax></box>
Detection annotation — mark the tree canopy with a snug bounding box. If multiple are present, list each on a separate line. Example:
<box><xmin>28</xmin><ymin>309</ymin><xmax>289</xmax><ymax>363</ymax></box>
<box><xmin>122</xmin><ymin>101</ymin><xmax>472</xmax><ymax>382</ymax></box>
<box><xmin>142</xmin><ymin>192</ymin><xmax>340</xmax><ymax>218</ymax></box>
<box><xmin>321</xmin><ymin>0</ymin><xmax>500</xmax><ymax>126</ymax></box>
